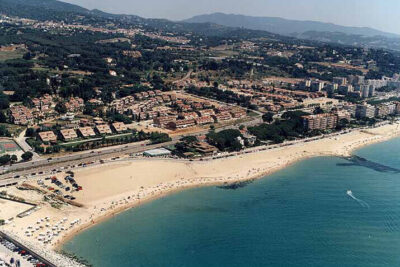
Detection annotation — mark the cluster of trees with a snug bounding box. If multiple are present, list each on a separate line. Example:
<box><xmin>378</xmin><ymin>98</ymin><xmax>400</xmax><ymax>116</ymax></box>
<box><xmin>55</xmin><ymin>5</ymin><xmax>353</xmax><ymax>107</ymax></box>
<box><xmin>206</xmin><ymin>129</ymin><xmax>243</xmax><ymax>152</ymax></box>
<box><xmin>173</xmin><ymin>136</ymin><xmax>198</xmax><ymax>156</ymax></box>
<box><xmin>0</xmin><ymin>151</ymin><xmax>33</xmax><ymax>166</ymax></box>
<box><xmin>187</xmin><ymin>86</ymin><xmax>253</xmax><ymax>109</ymax></box>
<box><xmin>0</xmin><ymin>125</ymin><xmax>11</xmax><ymax>137</ymax></box>
<box><xmin>0</xmin><ymin>154</ymin><xmax>17</xmax><ymax>165</ymax></box>
<box><xmin>106</xmin><ymin>112</ymin><xmax>133</xmax><ymax>124</ymax></box>
<box><xmin>249</xmin><ymin>111</ymin><xmax>309</xmax><ymax>144</ymax></box>
<box><xmin>0</xmin><ymin>58</ymin><xmax>51</xmax><ymax>102</ymax></box>
<box><xmin>149</xmin><ymin>132</ymin><xmax>172</xmax><ymax>144</ymax></box>
<box><xmin>0</xmin><ymin>25</ymin><xmax>174</xmax><ymax>105</ymax></box>
<box><xmin>262</xmin><ymin>112</ymin><xmax>274</xmax><ymax>123</ymax></box>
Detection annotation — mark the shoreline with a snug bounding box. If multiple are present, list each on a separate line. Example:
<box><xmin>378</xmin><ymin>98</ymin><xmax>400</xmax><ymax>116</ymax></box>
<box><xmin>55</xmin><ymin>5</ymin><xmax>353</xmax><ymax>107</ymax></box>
<box><xmin>55</xmin><ymin>155</ymin><xmax>309</xmax><ymax>250</ymax></box>
<box><xmin>2</xmin><ymin>122</ymin><xmax>400</xmax><ymax>266</ymax></box>
<box><xmin>55</xmin><ymin>123</ymin><xmax>400</xmax><ymax>250</ymax></box>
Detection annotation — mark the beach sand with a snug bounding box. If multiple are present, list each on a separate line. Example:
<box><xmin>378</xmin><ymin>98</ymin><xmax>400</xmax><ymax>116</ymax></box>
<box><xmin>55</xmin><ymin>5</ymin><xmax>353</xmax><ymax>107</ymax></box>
<box><xmin>1</xmin><ymin>122</ymin><xmax>400</xmax><ymax>266</ymax></box>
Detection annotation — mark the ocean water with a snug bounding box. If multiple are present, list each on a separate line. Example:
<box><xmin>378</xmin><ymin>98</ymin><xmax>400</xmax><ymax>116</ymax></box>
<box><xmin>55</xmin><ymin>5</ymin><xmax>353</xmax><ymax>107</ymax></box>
<box><xmin>63</xmin><ymin>138</ymin><xmax>400</xmax><ymax>267</ymax></box>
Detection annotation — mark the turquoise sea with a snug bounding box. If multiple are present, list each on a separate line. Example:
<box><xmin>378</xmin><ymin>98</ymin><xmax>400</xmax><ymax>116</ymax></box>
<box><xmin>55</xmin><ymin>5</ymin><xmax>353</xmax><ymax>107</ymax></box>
<box><xmin>63</xmin><ymin>138</ymin><xmax>400</xmax><ymax>267</ymax></box>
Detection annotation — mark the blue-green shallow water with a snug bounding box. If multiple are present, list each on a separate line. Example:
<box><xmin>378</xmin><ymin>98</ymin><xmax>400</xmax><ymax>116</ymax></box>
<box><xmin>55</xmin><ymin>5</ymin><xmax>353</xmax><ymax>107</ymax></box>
<box><xmin>63</xmin><ymin>138</ymin><xmax>400</xmax><ymax>267</ymax></box>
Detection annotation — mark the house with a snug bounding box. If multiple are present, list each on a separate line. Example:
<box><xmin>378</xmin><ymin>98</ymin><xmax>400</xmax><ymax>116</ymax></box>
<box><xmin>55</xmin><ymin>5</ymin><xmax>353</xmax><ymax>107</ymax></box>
<box><xmin>112</xmin><ymin>122</ymin><xmax>128</xmax><ymax>133</ymax></box>
<box><xmin>216</xmin><ymin>106</ymin><xmax>232</xmax><ymax>113</ymax></box>
<box><xmin>162</xmin><ymin>95</ymin><xmax>171</xmax><ymax>102</ymax></box>
<box><xmin>197</xmin><ymin>109</ymin><xmax>215</xmax><ymax>117</ymax></box>
<box><xmin>153</xmin><ymin>116</ymin><xmax>176</xmax><ymax>128</ymax></box>
<box><xmin>167</xmin><ymin>119</ymin><xmax>196</xmax><ymax>130</ymax></box>
<box><xmin>243</xmin><ymin>133</ymin><xmax>257</xmax><ymax>146</ymax></box>
<box><xmin>181</xmin><ymin>112</ymin><xmax>199</xmax><ymax>120</ymax></box>
<box><xmin>230</xmin><ymin>109</ymin><xmax>247</xmax><ymax>119</ymax></box>
<box><xmin>93</xmin><ymin>117</ymin><xmax>105</xmax><ymax>125</ymax></box>
<box><xmin>212</xmin><ymin>112</ymin><xmax>232</xmax><ymax>122</ymax></box>
<box><xmin>78</xmin><ymin>127</ymin><xmax>97</xmax><ymax>138</ymax></box>
<box><xmin>191</xmin><ymin>102</ymin><xmax>203</xmax><ymax>110</ymax></box>
<box><xmin>195</xmin><ymin>116</ymin><xmax>214</xmax><ymax>125</ymax></box>
<box><xmin>38</xmin><ymin>131</ymin><xmax>57</xmax><ymax>143</ymax></box>
<box><xmin>9</xmin><ymin>106</ymin><xmax>34</xmax><ymax>125</ymax></box>
<box><xmin>60</xmin><ymin>113</ymin><xmax>75</xmax><ymax>121</ymax></box>
<box><xmin>191</xmin><ymin>142</ymin><xmax>218</xmax><ymax>156</ymax></box>
<box><xmin>65</xmin><ymin>97</ymin><xmax>84</xmax><ymax>112</ymax></box>
<box><xmin>60</xmin><ymin>129</ymin><xmax>78</xmax><ymax>141</ymax></box>
<box><xmin>95</xmin><ymin>124</ymin><xmax>113</xmax><ymax>135</ymax></box>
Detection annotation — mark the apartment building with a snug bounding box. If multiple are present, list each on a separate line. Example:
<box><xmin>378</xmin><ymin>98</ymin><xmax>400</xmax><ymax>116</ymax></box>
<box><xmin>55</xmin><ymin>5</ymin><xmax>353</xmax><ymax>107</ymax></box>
<box><xmin>167</xmin><ymin>119</ymin><xmax>196</xmax><ymax>130</ymax></box>
<box><xmin>78</xmin><ymin>127</ymin><xmax>97</xmax><ymax>138</ymax></box>
<box><xmin>95</xmin><ymin>124</ymin><xmax>113</xmax><ymax>135</ymax></box>
<box><xmin>212</xmin><ymin>112</ymin><xmax>232</xmax><ymax>122</ymax></box>
<box><xmin>195</xmin><ymin>116</ymin><xmax>214</xmax><ymax>125</ymax></box>
<box><xmin>38</xmin><ymin>131</ymin><xmax>57</xmax><ymax>143</ymax></box>
<box><xmin>153</xmin><ymin>116</ymin><xmax>176</xmax><ymax>128</ymax></box>
<box><xmin>60</xmin><ymin>129</ymin><xmax>78</xmax><ymax>141</ymax></box>
<box><xmin>355</xmin><ymin>104</ymin><xmax>376</xmax><ymax>119</ymax></box>
<box><xmin>111</xmin><ymin>122</ymin><xmax>128</xmax><ymax>133</ymax></box>
<box><xmin>302</xmin><ymin>113</ymin><xmax>338</xmax><ymax>131</ymax></box>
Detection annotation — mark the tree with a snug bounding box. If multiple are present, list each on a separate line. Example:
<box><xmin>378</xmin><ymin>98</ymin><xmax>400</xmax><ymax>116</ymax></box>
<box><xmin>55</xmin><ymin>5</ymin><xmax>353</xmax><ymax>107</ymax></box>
<box><xmin>181</xmin><ymin>136</ymin><xmax>197</xmax><ymax>144</ymax></box>
<box><xmin>149</xmin><ymin>132</ymin><xmax>171</xmax><ymax>144</ymax></box>
<box><xmin>313</xmin><ymin>107</ymin><xmax>325</xmax><ymax>115</ymax></box>
<box><xmin>35</xmin><ymin>146</ymin><xmax>44</xmax><ymax>153</ymax></box>
<box><xmin>26</xmin><ymin>127</ymin><xmax>36</xmax><ymax>137</ymax></box>
<box><xmin>0</xmin><ymin>125</ymin><xmax>10</xmax><ymax>137</ymax></box>
<box><xmin>262</xmin><ymin>112</ymin><xmax>274</xmax><ymax>123</ymax></box>
<box><xmin>83</xmin><ymin>103</ymin><xmax>95</xmax><ymax>116</ymax></box>
<box><xmin>0</xmin><ymin>95</ymin><xmax>10</xmax><ymax>109</ymax></box>
<box><xmin>206</xmin><ymin>129</ymin><xmax>243</xmax><ymax>152</ymax></box>
<box><xmin>337</xmin><ymin>118</ymin><xmax>350</xmax><ymax>130</ymax></box>
<box><xmin>0</xmin><ymin>112</ymin><xmax>7</xmax><ymax>123</ymax></box>
<box><xmin>0</xmin><ymin>155</ymin><xmax>11</xmax><ymax>165</ymax></box>
<box><xmin>107</xmin><ymin>112</ymin><xmax>132</xmax><ymax>124</ymax></box>
<box><xmin>21</xmin><ymin>152</ymin><xmax>33</xmax><ymax>161</ymax></box>
<box><xmin>10</xmin><ymin>155</ymin><xmax>17</xmax><ymax>163</ymax></box>
<box><xmin>55</xmin><ymin>102</ymin><xmax>67</xmax><ymax>114</ymax></box>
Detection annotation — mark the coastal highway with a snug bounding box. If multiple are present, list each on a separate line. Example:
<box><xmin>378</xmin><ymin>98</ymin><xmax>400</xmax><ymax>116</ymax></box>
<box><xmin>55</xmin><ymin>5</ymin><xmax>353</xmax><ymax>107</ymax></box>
<box><xmin>0</xmin><ymin>139</ymin><xmax>175</xmax><ymax>179</ymax></box>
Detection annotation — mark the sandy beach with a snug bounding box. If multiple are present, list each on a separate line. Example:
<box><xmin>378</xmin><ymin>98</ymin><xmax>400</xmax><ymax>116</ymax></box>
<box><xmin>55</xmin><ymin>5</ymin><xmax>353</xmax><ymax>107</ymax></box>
<box><xmin>1</xmin><ymin>122</ymin><xmax>400</xmax><ymax>266</ymax></box>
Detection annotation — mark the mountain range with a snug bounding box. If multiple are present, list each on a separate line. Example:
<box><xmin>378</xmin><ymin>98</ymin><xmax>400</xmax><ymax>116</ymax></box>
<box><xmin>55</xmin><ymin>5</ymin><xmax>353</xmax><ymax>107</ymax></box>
<box><xmin>0</xmin><ymin>0</ymin><xmax>399</xmax><ymax>51</ymax></box>
<box><xmin>184</xmin><ymin>13</ymin><xmax>400</xmax><ymax>51</ymax></box>
<box><xmin>184</xmin><ymin>13</ymin><xmax>399</xmax><ymax>39</ymax></box>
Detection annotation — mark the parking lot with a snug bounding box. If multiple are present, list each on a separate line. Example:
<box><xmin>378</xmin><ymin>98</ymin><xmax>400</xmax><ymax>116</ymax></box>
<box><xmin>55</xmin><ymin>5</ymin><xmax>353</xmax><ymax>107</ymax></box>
<box><xmin>0</xmin><ymin>237</ymin><xmax>48</xmax><ymax>266</ymax></box>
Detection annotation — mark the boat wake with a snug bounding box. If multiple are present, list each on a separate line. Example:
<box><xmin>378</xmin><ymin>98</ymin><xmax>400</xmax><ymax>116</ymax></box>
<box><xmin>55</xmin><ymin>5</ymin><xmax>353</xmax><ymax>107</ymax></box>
<box><xmin>347</xmin><ymin>190</ymin><xmax>370</xmax><ymax>208</ymax></box>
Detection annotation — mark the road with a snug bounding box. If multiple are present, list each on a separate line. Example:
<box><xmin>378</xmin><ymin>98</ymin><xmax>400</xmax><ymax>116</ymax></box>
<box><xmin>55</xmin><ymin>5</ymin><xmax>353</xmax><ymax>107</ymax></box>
<box><xmin>13</xmin><ymin>129</ymin><xmax>40</xmax><ymax>160</ymax></box>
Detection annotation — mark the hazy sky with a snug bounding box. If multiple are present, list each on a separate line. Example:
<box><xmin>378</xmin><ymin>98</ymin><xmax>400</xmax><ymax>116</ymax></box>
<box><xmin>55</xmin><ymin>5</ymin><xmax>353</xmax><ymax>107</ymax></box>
<box><xmin>61</xmin><ymin>0</ymin><xmax>400</xmax><ymax>34</ymax></box>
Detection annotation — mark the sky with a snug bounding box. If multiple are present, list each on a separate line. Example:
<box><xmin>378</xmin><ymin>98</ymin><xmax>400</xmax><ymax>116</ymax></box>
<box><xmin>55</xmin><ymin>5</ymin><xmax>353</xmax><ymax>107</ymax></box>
<box><xmin>61</xmin><ymin>0</ymin><xmax>400</xmax><ymax>35</ymax></box>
